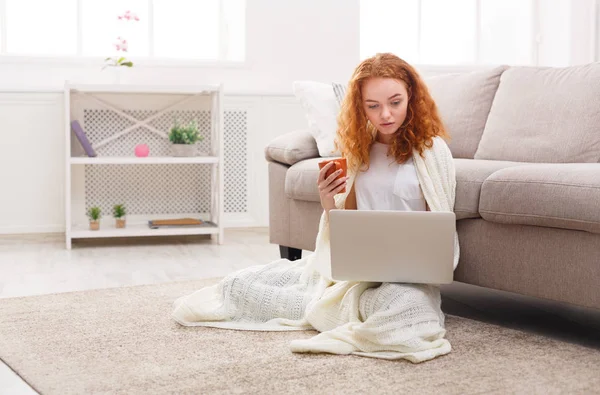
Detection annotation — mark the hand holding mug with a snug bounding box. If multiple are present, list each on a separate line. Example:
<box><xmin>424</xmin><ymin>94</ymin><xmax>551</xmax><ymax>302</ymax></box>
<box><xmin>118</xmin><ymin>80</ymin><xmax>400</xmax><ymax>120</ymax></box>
<box><xmin>317</xmin><ymin>158</ymin><xmax>348</xmax><ymax>213</ymax></box>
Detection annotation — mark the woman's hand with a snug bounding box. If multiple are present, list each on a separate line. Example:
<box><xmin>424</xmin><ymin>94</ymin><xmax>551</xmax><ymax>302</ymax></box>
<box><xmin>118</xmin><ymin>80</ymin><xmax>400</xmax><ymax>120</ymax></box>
<box><xmin>317</xmin><ymin>162</ymin><xmax>348</xmax><ymax>214</ymax></box>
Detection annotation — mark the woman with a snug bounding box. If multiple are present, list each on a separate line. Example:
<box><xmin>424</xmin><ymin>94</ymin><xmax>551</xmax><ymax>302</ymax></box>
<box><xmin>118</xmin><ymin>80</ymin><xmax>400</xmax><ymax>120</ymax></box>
<box><xmin>172</xmin><ymin>53</ymin><xmax>459</xmax><ymax>363</ymax></box>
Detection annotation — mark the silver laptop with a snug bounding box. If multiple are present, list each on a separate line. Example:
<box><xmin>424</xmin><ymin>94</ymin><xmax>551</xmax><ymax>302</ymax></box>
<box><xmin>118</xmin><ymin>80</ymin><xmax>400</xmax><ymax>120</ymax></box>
<box><xmin>328</xmin><ymin>210</ymin><xmax>456</xmax><ymax>284</ymax></box>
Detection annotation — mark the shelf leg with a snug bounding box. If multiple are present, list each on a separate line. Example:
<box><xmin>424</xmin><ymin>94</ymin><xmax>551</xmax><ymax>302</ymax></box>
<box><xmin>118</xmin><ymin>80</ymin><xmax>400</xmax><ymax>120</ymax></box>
<box><xmin>211</xmin><ymin>230</ymin><xmax>224</xmax><ymax>245</ymax></box>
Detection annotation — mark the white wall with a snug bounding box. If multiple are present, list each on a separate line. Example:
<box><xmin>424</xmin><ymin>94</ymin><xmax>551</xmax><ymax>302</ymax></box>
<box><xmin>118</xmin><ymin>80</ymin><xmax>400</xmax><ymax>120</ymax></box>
<box><xmin>538</xmin><ymin>0</ymin><xmax>599</xmax><ymax>66</ymax></box>
<box><xmin>596</xmin><ymin>0</ymin><xmax>600</xmax><ymax>61</ymax></box>
<box><xmin>0</xmin><ymin>0</ymin><xmax>360</xmax><ymax>94</ymax></box>
<box><xmin>0</xmin><ymin>93</ymin><xmax>66</xmax><ymax>234</ymax></box>
<box><xmin>570</xmin><ymin>0</ymin><xmax>599</xmax><ymax>64</ymax></box>
<box><xmin>0</xmin><ymin>0</ymin><xmax>595</xmax><ymax>92</ymax></box>
<box><xmin>538</xmin><ymin>0</ymin><xmax>572</xmax><ymax>67</ymax></box>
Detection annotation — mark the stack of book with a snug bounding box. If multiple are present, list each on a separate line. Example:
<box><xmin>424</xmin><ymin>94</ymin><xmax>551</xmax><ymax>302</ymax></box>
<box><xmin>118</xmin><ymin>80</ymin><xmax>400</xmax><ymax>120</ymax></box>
<box><xmin>148</xmin><ymin>218</ymin><xmax>215</xmax><ymax>229</ymax></box>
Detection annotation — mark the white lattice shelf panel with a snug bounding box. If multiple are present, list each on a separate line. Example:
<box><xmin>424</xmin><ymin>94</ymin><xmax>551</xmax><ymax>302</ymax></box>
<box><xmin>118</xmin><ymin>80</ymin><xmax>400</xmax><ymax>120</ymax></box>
<box><xmin>70</xmin><ymin>156</ymin><xmax>219</xmax><ymax>165</ymax></box>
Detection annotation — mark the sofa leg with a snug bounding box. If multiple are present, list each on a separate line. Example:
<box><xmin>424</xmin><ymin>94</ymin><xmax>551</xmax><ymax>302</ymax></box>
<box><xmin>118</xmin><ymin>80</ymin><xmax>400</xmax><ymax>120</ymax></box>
<box><xmin>279</xmin><ymin>245</ymin><xmax>302</xmax><ymax>261</ymax></box>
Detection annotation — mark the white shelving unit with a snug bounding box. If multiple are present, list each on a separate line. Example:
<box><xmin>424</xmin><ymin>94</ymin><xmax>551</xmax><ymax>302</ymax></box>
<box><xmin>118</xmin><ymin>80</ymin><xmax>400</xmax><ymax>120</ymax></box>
<box><xmin>64</xmin><ymin>82</ymin><xmax>225</xmax><ymax>249</ymax></box>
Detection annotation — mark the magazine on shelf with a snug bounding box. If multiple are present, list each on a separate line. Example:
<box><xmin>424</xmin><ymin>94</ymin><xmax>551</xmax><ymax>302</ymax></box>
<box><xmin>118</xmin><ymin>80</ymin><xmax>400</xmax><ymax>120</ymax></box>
<box><xmin>148</xmin><ymin>218</ymin><xmax>215</xmax><ymax>229</ymax></box>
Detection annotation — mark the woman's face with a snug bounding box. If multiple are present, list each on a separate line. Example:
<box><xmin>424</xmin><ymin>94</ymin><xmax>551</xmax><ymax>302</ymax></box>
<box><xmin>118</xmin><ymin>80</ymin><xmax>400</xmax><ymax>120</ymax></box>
<box><xmin>362</xmin><ymin>77</ymin><xmax>409</xmax><ymax>144</ymax></box>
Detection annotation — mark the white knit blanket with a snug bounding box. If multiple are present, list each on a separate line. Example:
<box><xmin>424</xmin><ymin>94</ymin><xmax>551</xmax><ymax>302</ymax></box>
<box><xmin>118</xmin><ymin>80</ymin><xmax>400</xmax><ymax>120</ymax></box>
<box><xmin>172</xmin><ymin>137</ymin><xmax>460</xmax><ymax>363</ymax></box>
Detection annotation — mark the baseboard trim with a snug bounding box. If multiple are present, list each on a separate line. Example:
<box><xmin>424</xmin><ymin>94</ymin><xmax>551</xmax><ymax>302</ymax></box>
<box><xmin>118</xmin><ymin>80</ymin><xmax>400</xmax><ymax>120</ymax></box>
<box><xmin>223</xmin><ymin>213</ymin><xmax>262</xmax><ymax>228</ymax></box>
<box><xmin>0</xmin><ymin>225</ymin><xmax>64</xmax><ymax>235</ymax></box>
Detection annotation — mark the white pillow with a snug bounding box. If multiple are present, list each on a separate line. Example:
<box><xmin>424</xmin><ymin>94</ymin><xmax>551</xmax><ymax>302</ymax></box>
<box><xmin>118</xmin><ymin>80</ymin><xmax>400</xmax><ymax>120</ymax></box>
<box><xmin>292</xmin><ymin>81</ymin><xmax>341</xmax><ymax>157</ymax></box>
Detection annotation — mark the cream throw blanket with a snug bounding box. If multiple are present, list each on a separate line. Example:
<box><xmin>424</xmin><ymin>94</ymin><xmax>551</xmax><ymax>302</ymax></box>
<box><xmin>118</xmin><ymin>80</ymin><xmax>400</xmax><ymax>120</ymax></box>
<box><xmin>172</xmin><ymin>136</ymin><xmax>460</xmax><ymax>363</ymax></box>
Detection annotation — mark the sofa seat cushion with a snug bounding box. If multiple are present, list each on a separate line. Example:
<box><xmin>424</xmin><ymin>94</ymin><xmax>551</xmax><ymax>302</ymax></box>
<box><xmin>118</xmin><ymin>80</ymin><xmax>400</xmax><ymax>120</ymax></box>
<box><xmin>285</xmin><ymin>158</ymin><xmax>327</xmax><ymax>202</ymax></box>
<box><xmin>454</xmin><ymin>159</ymin><xmax>526</xmax><ymax>220</ymax></box>
<box><xmin>480</xmin><ymin>164</ymin><xmax>600</xmax><ymax>234</ymax></box>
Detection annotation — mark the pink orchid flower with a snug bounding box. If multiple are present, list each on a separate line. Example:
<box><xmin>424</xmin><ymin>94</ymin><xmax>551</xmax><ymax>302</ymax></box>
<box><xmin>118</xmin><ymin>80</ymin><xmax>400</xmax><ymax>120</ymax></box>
<box><xmin>113</xmin><ymin>37</ymin><xmax>129</xmax><ymax>52</ymax></box>
<box><xmin>117</xmin><ymin>10</ymin><xmax>140</xmax><ymax>21</ymax></box>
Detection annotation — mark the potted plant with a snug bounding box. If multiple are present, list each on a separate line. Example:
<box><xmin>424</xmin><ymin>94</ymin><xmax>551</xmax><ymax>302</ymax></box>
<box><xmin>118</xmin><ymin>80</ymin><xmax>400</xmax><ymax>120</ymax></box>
<box><xmin>168</xmin><ymin>119</ymin><xmax>203</xmax><ymax>157</ymax></box>
<box><xmin>113</xmin><ymin>204</ymin><xmax>126</xmax><ymax>228</ymax></box>
<box><xmin>102</xmin><ymin>10</ymin><xmax>140</xmax><ymax>83</ymax></box>
<box><xmin>87</xmin><ymin>206</ymin><xmax>102</xmax><ymax>231</ymax></box>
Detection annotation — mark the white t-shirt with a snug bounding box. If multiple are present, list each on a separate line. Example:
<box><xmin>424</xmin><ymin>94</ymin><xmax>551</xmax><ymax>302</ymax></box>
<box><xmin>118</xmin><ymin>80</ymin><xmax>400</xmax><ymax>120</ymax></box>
<box><xmin>355</xmin><ymin>141</ymin><xmax>427</xmax><ymax>211</ymax></box>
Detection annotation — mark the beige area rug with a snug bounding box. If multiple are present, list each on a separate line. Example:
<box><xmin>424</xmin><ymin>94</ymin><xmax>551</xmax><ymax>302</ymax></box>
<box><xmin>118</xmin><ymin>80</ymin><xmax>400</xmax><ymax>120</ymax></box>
<box><xmin>1</xmin><ymin>279</ymin><xmax>599</xmax><ymax>395</ymax></box>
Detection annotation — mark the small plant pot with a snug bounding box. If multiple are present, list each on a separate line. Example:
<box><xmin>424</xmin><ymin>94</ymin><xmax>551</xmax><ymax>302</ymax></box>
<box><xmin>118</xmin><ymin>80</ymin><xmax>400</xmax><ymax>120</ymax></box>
<box><xmin>89</xmin><ymin>220</ymin><xmax>100</xmax><ymax>231</ymax></box>
<box><xmin>115</xmin><ymin>218</ymin><xmax>126</xmax><ymax>228</ymax></box>
<box><xmin>171</xmin><ymin>144</ymin><xmax>196</xmax><ymax>157</ymax></box>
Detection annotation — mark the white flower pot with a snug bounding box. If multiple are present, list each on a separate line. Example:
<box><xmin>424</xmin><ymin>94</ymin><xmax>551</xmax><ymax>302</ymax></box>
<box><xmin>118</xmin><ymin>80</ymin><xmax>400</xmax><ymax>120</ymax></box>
<box><xmin>108</xmin><ymin>66</ymin><xmax>132</xmax><ymax>84</ymax></box>
<box><xmin>171</xmin><ymin>144</ymin><xmax>196</xmax><ymax>157</ymax></box>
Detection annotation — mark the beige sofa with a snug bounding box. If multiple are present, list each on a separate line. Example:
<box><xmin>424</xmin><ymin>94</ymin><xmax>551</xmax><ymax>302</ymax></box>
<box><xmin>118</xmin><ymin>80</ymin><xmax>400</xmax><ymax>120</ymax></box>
<box><xmin>265</xmin><ymin>63</ymin><xmax>600</xmax><ymax>310</ymax></box>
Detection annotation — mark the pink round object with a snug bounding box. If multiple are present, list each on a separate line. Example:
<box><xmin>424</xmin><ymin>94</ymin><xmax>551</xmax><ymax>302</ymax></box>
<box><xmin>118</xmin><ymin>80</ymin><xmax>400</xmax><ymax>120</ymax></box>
<box><xmin>135</xmin><ymin>144</ymin><xmax>149</xmax><ymax>157</ymax></box>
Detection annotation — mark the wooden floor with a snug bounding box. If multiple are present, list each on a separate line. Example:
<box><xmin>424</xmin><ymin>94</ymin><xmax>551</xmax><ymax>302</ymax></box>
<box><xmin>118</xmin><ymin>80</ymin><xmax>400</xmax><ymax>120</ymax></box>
<box><xmin>1</xmin><ymin>229</ymin><xmax>599</xmax><ymax>394</ymax></box>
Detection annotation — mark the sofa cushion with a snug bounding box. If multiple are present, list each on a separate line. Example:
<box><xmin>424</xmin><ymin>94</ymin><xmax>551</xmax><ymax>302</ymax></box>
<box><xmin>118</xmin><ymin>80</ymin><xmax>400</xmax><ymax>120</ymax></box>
<box><xmin>285</xmin><ymin>158</ymin><xmax>325</xmax><ymax>202</ymax></box>
<box><xmin>454</xmin><ymin>159</ymin><xmax>526</xmax><ymax>220</ymax></box>
<box><xmin>425</xmin><ymin>66</ymin><xmax>507</xmax><ymax>159</ymax></box>
<box><xmin>474</xmin><ymin>63</ymin><xmax>600</xmax><ymax>163</ymax></box>
<box><xmin>265</xmin><ymin>129</ymin><xmax>320</xmax><ymax>166</ymax></box>
<box><xmin>480</xmin><ymin>164</ymin><xmax>600</xmax><ymax>234</ymax></box>
<box><xmin>293</xmin><ymin>81</ymin><xmax>341</xmax><ymax>157</ymax></box>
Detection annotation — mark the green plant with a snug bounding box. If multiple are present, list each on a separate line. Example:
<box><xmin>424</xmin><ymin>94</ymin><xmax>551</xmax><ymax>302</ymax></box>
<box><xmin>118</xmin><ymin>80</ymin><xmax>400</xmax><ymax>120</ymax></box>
<box><xmin>103</xmin><ymin>56</ymin><xmax>133</xmax><ymax>69</ymax></box>
<box><xmin>168</xmin><ymin>119</ymin><xmax>203</xmax><ymax>145</ymax></box>
<box><xmin>87</xmin><ymin>206</ymin><xmax>102</xmax><ymax>221</ymax></box>
<box><xmin>113</xmin><ymin>204</ymin><xmax>126</xmax><ymax>219</ymax></box>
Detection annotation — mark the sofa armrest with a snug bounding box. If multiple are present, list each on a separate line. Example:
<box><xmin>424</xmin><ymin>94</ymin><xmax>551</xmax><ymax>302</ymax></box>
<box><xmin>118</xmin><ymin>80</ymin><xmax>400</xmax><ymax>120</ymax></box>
<box><xmin>265</xmin><ymin>129</ymin><xmax>320</xmax><ymax>166</ymax></box>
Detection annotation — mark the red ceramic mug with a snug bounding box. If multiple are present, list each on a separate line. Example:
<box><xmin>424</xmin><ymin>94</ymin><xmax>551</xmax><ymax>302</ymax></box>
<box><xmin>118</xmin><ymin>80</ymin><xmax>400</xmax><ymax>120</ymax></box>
<box><xmin>318</xmin><ymin>158</ymin><xmax>347</xmax><ymax>194</ymax></box>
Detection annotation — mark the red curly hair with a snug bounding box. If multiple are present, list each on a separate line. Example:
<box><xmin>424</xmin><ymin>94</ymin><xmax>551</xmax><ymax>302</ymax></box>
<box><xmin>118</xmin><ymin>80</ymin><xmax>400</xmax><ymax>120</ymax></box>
<box><xmin>335</xmin><ymin>53</ymin><xmax>448</xmax><ymax>172</ymax></box>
